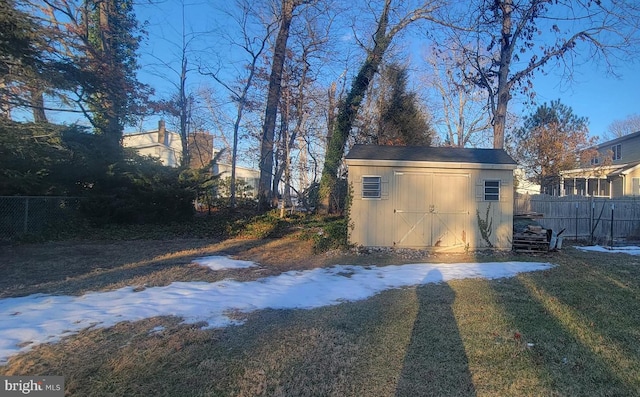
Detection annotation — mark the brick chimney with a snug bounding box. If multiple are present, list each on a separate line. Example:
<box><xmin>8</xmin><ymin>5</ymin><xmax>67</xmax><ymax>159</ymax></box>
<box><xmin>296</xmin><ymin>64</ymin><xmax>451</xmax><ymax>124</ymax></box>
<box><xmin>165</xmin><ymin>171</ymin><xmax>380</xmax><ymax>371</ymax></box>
<box><xmin>158</xmin><ymin>120</ymin><xmax>167</xmax><ymax>145</ymax></box>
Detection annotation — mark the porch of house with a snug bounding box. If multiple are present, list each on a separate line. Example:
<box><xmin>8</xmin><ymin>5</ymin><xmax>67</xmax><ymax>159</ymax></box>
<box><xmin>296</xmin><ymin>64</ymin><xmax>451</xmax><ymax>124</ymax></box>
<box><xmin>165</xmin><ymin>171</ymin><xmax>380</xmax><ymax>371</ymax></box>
<box><xmin>559</xmin><ymin>176</ymin><xmax>612</xmax><ymax>197</ymax></box>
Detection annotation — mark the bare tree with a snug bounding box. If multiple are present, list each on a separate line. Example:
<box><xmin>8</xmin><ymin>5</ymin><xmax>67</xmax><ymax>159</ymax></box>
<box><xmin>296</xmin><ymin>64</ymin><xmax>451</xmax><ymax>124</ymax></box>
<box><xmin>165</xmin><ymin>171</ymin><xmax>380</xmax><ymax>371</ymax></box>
<box><xmin>258</xmin><ymin>0</ymin><xmax>311</xmax><ymax>210</ymax></box>
<box><xmin>270</xmin><ymin>2</ymin><xmax>334</xmax><ymax>209</ymax></box>
<box><xmin>143</xmin><ymin>0</ymin><xmax>201</xmax><ymax>167</ymax></box>
<box><xmin>201</xmin><ymin>0</ymin><xmax>276</xmax><ymax>208</ymax></box>
<box><xmin>422</xmin><ymin>46</ymin><xmax>492</xmax><ymax>147</ymax></box>
<box><xmin>605</xmin><ymin>113</ymin><xmax>640</xmax><ymax>140</ymax></box>
<box><xmin>452</xmin><ymin>0</ymin><xmax>640</xmax><ymax>149</ymax></box>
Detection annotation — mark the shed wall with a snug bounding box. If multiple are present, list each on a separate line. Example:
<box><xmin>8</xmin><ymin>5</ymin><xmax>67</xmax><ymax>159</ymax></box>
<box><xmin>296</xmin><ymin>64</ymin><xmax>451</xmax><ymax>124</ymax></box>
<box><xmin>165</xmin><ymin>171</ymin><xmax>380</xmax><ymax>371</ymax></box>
<box><xmin>348</xmin><ymin>164</ymin><xmax>514</xmax><ymax>251</ymax></box>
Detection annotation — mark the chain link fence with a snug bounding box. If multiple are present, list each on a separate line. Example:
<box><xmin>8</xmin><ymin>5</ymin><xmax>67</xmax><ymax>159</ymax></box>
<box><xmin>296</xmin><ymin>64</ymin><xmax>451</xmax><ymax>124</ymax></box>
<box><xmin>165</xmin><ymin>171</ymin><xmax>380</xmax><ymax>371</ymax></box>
<box><xmin>0</xmin><ymin>196</ymin><xmax>84</xmax><ymax>241</ymax></box>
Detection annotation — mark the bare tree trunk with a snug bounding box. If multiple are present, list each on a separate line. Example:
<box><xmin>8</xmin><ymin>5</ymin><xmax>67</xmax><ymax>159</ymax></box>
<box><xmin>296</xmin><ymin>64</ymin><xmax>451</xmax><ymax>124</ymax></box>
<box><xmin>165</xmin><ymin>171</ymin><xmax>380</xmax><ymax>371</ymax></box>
<box><xmin>179</xmin><ymin>29</ymin><xmax>190</xmax><ymax>168</ymax></box>
<box><xmin>258</xmin><ymin>0</ymin><xmax>298</xmax><ymax>210</ymax></box>
<box><xmin>492</xmin><ymin>0</ymin><xmax>513</xmax><ymax>149</ymax></box>
<box><xmin>31</xmin><ymin>89</ymin><xmax>47</xmax><ymax>123</ymax></box>
<box><xmin>97</xmin><ymin>0</ymin><xmax>123</xmax><ymax>155</ymax></box>
<box><xmin>317</xmin><ymin>0</ymin><xmax>445</xmax><ymax>213</ymax></box>
<box><xmin>201</xmin><ymin>1</ymin><xmax>274</xmax><ymax>209</ymax></box>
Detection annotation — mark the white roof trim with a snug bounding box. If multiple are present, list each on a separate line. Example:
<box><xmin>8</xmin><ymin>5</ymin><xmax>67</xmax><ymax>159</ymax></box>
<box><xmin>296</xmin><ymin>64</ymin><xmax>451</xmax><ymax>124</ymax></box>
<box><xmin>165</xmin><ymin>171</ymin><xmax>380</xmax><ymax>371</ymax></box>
<box><xmin>560</xmin><ymin>164</ymin><xmax>625</xmax><ymax>175</ymax></box>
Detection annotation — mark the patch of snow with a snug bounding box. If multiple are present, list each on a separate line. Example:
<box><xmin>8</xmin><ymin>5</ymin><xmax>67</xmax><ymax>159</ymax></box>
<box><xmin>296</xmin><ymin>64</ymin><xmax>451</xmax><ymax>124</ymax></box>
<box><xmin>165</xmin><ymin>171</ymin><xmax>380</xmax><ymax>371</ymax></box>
<box><xmin>0</xmin><ymin>260</ymin><xmax>553</xmax><ymax>363</ymax></box>
<box><xmin>191</xmin><ymin>256</ymin><xmax>257</xmax><ymax>270</ymax></box>
<box><xmin>148</xmin><ymin>326</ymin><xmax>165</xmax><ymax>334</ymax></box>
<box><xmin>575</xmin><ymin>245</ymin><xmax>640</xmax><ymax>256</ymax></box>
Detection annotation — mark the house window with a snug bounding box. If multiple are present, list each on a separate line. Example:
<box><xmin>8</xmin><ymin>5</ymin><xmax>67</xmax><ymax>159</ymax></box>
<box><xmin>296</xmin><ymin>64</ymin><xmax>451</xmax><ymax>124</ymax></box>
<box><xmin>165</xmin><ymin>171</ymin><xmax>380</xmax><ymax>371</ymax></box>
<box><xmin>362</xmin><ymin>176</ymin><xmax>381</xmax><ymax>198</ymax></box>
<box><xmin>590</xmin><ymin>157</ymin><xmax>600</xmax><ymax>166</ymax></box>
<box><xmin>484</xmin><ymin>180</ymin><xmax>500</xmax><ymax>201</ymax></box>
<box><xmin>633</xmin><ymin>178</ymin><xmax>640</xmax><ymax>196</ymax></box>
<box><xmin>612</xmin><ymin>144</ymin><xmax>622</xmax><ymax>160</ymax></box>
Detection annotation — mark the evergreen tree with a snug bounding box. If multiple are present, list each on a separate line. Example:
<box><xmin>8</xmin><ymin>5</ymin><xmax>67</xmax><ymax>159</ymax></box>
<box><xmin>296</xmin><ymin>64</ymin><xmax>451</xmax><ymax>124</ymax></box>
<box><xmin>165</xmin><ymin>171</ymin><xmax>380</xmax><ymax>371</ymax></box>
<box><xmin>80</xmin><ymin>0</ymin><xmax>147</xmax><ymax>153</ymax></box>
<box><xmin>378</xmin><ymin>64</ymin><xmax>433</xmax><ymax>146</ymax></box>
<box><xmin>0</xmin><ymin>0</ymin><xmax>59</xmax><ymax>120</ymax></box>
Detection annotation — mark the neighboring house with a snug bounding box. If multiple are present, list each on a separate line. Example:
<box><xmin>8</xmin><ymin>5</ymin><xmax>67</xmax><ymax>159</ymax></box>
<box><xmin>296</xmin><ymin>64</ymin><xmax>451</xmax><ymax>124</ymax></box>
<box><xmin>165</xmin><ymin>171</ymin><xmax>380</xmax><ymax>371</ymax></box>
<box><xmin>345</xmin><ymin>145</ymin><xmax>517</xmax><ymax>251</ymax></box>
<box><xmin>123</xmin><ymin>121</ymin><xmax>260</xmax><ymax>197</ymax></box>
<box><xmin>514</xmin><ymin>168</ymin><xmax>541</xmax><ymax>196</ymax></box>
<box><xmin>123</xmin><ymin>120</ymin><xmax>182</xmax><ymax>167</ymax></box>
<box><xmin>559</xmin><ymin>130</ymin><xmax>640</xmax><ymax>197</ymax></box>
<box><xmin>123</xmin><ymin>121</ymin><xmax>217</xmax><ymax>170</ymax></box>
<box><xmin>212</xmin><ymin>161</ymin><xmax>260</xmax><ymax>199</ymax></box>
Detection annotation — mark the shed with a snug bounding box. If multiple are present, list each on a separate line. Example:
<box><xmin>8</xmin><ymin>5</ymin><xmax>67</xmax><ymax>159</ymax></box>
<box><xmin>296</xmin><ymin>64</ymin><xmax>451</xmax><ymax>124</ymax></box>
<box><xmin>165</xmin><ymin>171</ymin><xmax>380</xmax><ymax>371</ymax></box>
<box><xmin>345</xmin><ymin>145</ymin><xmax>518</xmax><ymax>251</ymax></box>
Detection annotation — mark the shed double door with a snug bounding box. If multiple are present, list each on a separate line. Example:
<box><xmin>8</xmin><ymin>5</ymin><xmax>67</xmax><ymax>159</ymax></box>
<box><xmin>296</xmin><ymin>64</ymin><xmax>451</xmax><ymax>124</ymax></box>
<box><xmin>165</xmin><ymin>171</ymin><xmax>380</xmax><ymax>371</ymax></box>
<box><xmin>393</xmin><ymin>172</ymin><xmax>469</xmax><ymax>248</ymax></box>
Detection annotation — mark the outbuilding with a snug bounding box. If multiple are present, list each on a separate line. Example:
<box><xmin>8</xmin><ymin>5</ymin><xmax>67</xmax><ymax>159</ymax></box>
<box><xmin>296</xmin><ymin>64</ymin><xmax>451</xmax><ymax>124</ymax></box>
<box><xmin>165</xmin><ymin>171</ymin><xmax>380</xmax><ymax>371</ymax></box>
<box><xmin>345</xmin><ymin>145</ymin><xmax>518</xmax><ymax>251</ymax></box>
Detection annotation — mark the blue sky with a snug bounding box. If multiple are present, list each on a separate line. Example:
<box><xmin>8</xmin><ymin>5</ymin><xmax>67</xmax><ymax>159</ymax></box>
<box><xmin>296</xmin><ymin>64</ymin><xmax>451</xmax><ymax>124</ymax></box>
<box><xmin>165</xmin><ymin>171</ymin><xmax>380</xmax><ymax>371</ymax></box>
<box><xmin>531</xmin><ymin>62</ymin><xmax>640</xmax><ymax>140</ymax></box>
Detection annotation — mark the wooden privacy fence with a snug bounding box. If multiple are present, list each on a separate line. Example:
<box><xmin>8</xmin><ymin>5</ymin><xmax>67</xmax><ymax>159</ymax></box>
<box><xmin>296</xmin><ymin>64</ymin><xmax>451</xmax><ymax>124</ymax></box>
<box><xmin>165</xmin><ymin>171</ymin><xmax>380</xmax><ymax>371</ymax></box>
<box><xmin>515</xmin><ymin>195</ymin><xmax>640</xmax><ymax>244</ymax></box>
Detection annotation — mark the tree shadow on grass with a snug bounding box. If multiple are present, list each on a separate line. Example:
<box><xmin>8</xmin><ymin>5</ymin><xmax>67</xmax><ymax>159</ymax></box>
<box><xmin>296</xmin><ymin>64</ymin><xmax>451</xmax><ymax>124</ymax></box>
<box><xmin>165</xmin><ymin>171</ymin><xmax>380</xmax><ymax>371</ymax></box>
<box><xmin>491</xmin><ymin>272</ymin><xmax>640</xmax><ymax>396</ymax></box>
<box><xmin>395</xmin><ymin>270</ymin><xmax>476</xmax><ymax>397</ymax></box>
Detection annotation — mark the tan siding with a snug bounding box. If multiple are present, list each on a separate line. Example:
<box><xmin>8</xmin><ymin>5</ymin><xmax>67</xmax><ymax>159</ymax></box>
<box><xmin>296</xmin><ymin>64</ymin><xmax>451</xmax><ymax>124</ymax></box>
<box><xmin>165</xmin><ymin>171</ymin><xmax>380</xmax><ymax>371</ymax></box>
<box><xmin>595</xmin><ymin>134</ymin><xmax>640</xmax><ymax>165</ymax></box>
<box><xmin>349</xmin><ymin>166</ymin><xmax>396</xmax><ymax>247</ymax></box>
<box><xmin>620</xmin><ymin>137</ymin><xmax>640</xmax><ymax>164</ymax></box>
<box><xmin>628</xmin><ymin>169</ymin><xmax>640</xmax><ymax>196</ymax></box>
<box><xmin>612</xmin><ymin>178</ymin><xmax>624</xmax><ymax>197</ymax></box>
<box><xmin>348</xmin><ymin>164</ymin><xmax>514</xmax><ymax>251</ymax></box>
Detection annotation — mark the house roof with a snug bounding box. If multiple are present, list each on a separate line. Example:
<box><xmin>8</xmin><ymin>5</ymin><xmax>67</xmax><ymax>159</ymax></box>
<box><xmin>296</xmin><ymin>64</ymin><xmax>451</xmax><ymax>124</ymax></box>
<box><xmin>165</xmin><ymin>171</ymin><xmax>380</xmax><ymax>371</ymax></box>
<box><xmin>560</xmin><ymin>161</ymin><xmax>640</xmax><ymax>178</ymax></box>
<box><xmin>607</xmin><ymin>161</ymin><xmax>640</xmax><ymax>177</ymax></box>
<box><xmin>123</xmin><ymin>129</ymin><xmax>180</xmax><ymax>138</ymax></box>
<box><xmin>595</xmin><ymin>129</ymin><xmax>640</xmax><ymax>150</ymax></box>
<box><xmin>345</xmin><ymin>144</ymin><xmax>517</xmax><ymax>165</ymax></box>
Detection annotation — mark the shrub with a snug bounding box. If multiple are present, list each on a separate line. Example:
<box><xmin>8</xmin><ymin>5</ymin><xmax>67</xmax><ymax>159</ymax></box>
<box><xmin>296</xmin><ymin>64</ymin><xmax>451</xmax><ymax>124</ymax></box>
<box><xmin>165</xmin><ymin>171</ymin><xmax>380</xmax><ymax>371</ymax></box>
<box><xmin>313</xmin><ymin>216</ymin><xmax>349</xmax><ymax>252</ymax></box>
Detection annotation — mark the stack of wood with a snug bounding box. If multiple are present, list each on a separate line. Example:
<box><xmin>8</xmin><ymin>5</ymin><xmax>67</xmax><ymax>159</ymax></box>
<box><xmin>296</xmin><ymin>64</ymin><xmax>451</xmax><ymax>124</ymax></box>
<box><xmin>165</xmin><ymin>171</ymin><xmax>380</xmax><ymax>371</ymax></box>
<box><xmin>513</xmin><ymin>225</ymin><xmax>549</xmax><ymax>252</ymax></box>
<box><xmin>514</xmin><ymin>212</ymin><xmax>544</xmax><ymax>219</ymax></box>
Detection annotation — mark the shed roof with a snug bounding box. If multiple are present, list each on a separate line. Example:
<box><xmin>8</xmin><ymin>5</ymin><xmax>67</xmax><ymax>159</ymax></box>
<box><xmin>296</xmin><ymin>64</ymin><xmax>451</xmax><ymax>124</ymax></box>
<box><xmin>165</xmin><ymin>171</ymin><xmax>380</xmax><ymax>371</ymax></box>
<box><xmin>345</xmin><ymin>145</ymin><xmax>517</xmax><ymax>165</ymax></box>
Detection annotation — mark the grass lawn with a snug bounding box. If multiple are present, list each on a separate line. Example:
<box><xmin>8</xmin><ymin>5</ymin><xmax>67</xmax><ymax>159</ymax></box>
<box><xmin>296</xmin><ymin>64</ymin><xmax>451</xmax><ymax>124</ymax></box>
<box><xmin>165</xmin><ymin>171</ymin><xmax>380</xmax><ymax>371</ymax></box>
<box><xmin>2</xmin><ymin>224</ymin><xmax>640</xmax><ymax>396</ymax></box>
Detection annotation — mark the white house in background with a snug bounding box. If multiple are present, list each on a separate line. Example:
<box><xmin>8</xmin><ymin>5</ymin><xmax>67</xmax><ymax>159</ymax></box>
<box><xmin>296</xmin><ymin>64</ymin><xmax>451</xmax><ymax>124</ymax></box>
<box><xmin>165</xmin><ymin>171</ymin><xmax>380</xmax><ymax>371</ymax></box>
<box><xmin>514</xmin><ymin>168</ymin><xmax>541</xmax><ymax>195</ymax></box>
<box><xmin>212</xmin><ymin>149</ymin><xmax>260</xmax><ymax>198</ymax></box>
<box><xmin>123</xmin><ymin>120</ymin><xmax>182</xmax><ymax>167</ymax></box>
<box><xmin>123</xmin><ymin>121</ymin><xmax>260</xmax><ymax>197</ymax></box>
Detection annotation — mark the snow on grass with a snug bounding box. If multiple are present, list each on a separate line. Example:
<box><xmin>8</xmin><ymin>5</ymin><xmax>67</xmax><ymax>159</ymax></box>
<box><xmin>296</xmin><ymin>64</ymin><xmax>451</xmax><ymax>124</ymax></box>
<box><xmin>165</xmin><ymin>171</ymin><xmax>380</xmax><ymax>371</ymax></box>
<box><xmin>0</xmin><ymin>257</ymin><xmax>553</xmax><ymax>363</ymax></box>
<box><xmin>576</xmin><ymin>245</ymin><xmax>640</xmax><ymax>256</ymax></box>
<box><xmin>191</xmin><ymin>256</ymin><xmax>257</xmax><ymax>271</ymax></box>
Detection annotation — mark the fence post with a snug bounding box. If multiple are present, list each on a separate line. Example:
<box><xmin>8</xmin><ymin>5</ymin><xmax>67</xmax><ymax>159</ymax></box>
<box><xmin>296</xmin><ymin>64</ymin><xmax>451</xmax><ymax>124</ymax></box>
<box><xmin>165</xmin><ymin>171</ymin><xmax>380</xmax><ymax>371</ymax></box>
<box><xmin>610</xmin><ymin>203</ymin><xmax>615</xmax><ymax>248</ymax></box>
<box><xmin>23</xmin><ymin>197</ymin><xmax>30</xmax><ymax>234</ymax></box>
<box><xmin>575</xmin><ymin>202</ymin><xmax>579</xmax><ymax>241</ymax></box>
<box><xmin>590</xmin><ymin>198</ymin><xmax>594</xmax><ymax>245</ymax></box>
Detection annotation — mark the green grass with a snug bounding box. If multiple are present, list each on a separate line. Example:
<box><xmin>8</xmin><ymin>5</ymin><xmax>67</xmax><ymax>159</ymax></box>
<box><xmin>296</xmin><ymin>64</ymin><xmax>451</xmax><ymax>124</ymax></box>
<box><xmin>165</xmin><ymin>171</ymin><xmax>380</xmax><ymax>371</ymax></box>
<box><xmin>2</xmin><ymin>237</ymin><xmax>640</xmax><ymax>396</ymax></box>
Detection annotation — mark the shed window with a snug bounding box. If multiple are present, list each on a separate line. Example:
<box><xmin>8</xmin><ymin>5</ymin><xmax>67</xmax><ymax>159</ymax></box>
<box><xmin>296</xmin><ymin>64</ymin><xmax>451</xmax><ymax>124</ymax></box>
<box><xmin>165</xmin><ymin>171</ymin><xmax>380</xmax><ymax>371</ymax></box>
<box><xmin>362</xmin><ymin>176</ymin><xmax>381</xmax><ymax>198</ymax></box>
<box><xmin>612</xmin><ymin>144</ymin><xmax>622</xmax><ymax>160</ymax></box>
<box><xmin>484</xmin><ymin>180</ymin><xmax>500</xmax><ymax>201</ymax></box>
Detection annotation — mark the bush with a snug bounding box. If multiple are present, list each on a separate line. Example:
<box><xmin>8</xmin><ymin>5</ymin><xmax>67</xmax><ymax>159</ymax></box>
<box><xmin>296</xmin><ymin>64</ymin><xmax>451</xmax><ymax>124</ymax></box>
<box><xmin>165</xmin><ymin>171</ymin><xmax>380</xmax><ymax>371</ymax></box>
<box><xmin>0</xmin><ymin>121</ymin><xmax>202</xmax><ymax>225</ymax></box>
<box><xmin>313</xmin><ymin>216</ymin><xmax>350</xmax><ymax>252</ymax></box>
